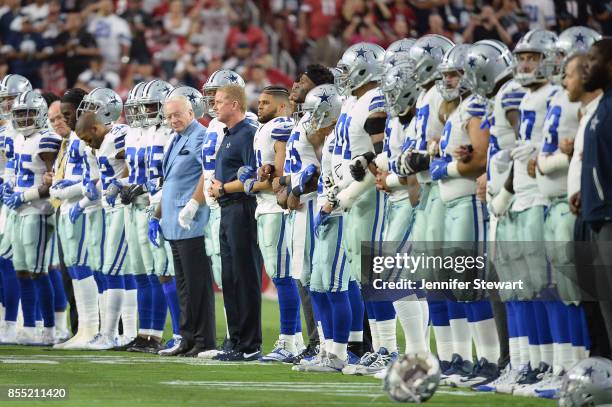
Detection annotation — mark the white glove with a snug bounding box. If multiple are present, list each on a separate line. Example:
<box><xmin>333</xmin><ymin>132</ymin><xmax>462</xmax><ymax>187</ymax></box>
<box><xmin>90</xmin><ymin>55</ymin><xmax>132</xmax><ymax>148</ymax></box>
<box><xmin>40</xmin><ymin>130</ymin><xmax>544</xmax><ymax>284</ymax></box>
<box><xmin>374</xmin><ymin>152</ymin><xmax>388</xmax><ymax>171</ymax></box>
<box><xmin>178</xmin><ymin>199</ymin><xmax>199</xmax><ymax>230</ymax></box>
<box><xmin>510</xmin><ymin>143</ymin><xmax>536</xmax><ymax>162</ymax></box>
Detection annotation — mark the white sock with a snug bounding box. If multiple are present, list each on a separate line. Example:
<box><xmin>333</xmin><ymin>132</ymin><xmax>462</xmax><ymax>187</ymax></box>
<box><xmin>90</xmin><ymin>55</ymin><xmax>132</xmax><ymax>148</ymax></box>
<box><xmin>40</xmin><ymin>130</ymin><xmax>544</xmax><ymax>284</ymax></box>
<box><xmin>376</xmin><ymin>318</ymin><xmax>397</xmax><ymax>353</ymax></box>
<box><xmin>348</xmin><ymin>331</ymin><xmax>363</xmax><ymax>342</ymax></box>
<box><xmin>555</xmin><ymin>342</ymin><xmax>575</xmax><ymax>375</ymax></box>
<box><xmin>529</xmin><ymin>344</ymin><xmax>542</xmax><ymax>367</ymax></box>
<box><xmin>420</xmin><ymin>299</ymin><xmax>430</xmax><ymax>349</ymax></box>
<box><xmin>43</xmin><ymin>326</ymin><xmax>55</xmax><ymax>338</ymax></box>
<box><xmin>472</xmin><ymin>318</ymin><xmax>500</xmax><ymax>363</ymax></box>
<box><xmin>519</xmin><ymin>336</ymin><xmax>530</xmax><ymax>366</ymax></box>
<box><xmin>325</xmin><ymin>338</ymin><xmax>333</xmax><ymax>353</ymax></box>
<box><xmin>16</xmin><ymin>301</ymin><xmax>23</xmax><ymax>328</ymax></box>
<box><xmin>574</xmin><ymin>345</ymin><xmax>587</xmax><ymax>361</ymax></box>
<box><xmin>3</xmin><ymin>321</ymin><xmax>16</xmax><ymax>338</ymax></box>
<box><xmin>509</xmin><ymin>337</ymin><xmax>520</xmax><ymax>368</ymax></box>
<box><xmin>393</xmin><ymin>298</ymin><xmax>427</xmax><ymax>354</ymax></box>
<box><xmin>36</xmin><ymin>320</ymin><xmax>43</xmax><ymax>330</ymax></box>
<box><xmin>540</xmin><ymin>343</ymin><xmax>554</xmax><ymax>367</ymax></box>
<box><xmin>0</xmin><ymin>304</ymin><xmax>5</xmax><ymax>322</ymax></box>
<box><xmin>368</xmin><ymin>319</ymin><xmax>379</xmax><ymax>352</ymax></box>
<box><xmin>432</xmin><ymin>325</ymin><xmax>453</xmax><ymax>362</ymax></box>
<box><xmin>150</xmin><ymin>329</ymin><xmax>164</xmax><ymax>339</ymax></box>
<box><xmin>280</xmin><ymin>334</ymin><xmax>296</xmax><ymax>353</ymax></box>
<box><xmin>139</xmin><ymin>329</ymin><xmax>152</xmax><ymax>337</ymax></box>
<box><xmin>317</xmin><ymin>322</ymin><xmax>325</xmax><ymax>351</ymax></box>
<box><xmin>103</xmin><ymin>289</ymin><xmax>124</xmax><ymax>337</ymax></box>
<box><xmin>331</xmin><ymin>342</ymin><xmax>348</xmax><ymax>361</ymax></box>
<box><xmin>79</xmin><ymin>276</ymin><xmax>100</xmax><ymax>333</ymax></box>
<box><xmin>121</xmin><ymin>289</ymin><xmax>138</xmax><ymax>338</ymax></box>
<box><xmin>294</xmin><ymin>331</ymin><xmax>305</xmax><ymax>350</ymax></box>
<box><xmin>70</xmin><ymin>279</ymin><xmax>82</xmax><ymax>334</ymax></box>
<box><xmin>98</xmin><ymin>290</ymin><xmax>107</xmax><ymax>332</ymax></box>
<box><xmin>55</xmin><ymin>311</ymin><xmax>67</xmax><ymax>334</ymax></box>
<box><xmin>450</xmin><ymin>317</ymin><xmax>472</xmax><ymax>361</ymax></box>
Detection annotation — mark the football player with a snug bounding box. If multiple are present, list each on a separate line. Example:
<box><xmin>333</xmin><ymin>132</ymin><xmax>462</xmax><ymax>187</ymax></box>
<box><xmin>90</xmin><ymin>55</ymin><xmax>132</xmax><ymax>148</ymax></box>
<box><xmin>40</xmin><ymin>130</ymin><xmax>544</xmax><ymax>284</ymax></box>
<box><xmin>74</xmin><ymin>93</ymin><xmax>131</xmax><ymax>350</ymax></box>
<box><xmin>6</xmin><ymin>91</ymin><xmax>60</xmax><ymax>344</ymax></box>
<box><xmin>0</xmin><ymin>74</ymin><xmax>31</xmax><ymax>344</ymax></box>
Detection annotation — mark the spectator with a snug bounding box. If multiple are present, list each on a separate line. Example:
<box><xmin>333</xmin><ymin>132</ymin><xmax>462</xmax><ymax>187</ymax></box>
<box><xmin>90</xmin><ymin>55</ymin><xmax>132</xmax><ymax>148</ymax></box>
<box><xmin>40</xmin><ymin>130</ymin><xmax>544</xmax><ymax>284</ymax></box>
<box><xmin>245</xmin><ymin>63</ymin><xmax>271</xmax><ymax>112</ymax></box>
<box><xmin>385</xmin><ymin>18</ymin><xmax>413</xmax><ymax>44</ymax></box>
<box><xmin>54</xmin><ymin>12</ymin><xmax>99</xmax><ymax>88</ymax></box>
<box><xmin>40</xmin><ymin>1</ymin><xmax>62</xmax><ymax>41</ymax></box>
<box><xmin>496</xmin><ymin>0</ymin><xmax>521</xmax><ymax>41</ymax></box>
<box><xmin>0</xmin><ymin>0</ymin><xmax>20</xmax><ymax>43</ymax></box>
<box><xmin>444</xmin><ymin>0</ymin><xmax>473</xmax><ymax>40</ymax></box>
<box><xmin>163</xmin><ymin>0</ymin><xmax>191</xmax><ymax>38</ymax></box>
<box><xmin>305</xmin><ymin>20</ymin><xmax>345</xmax><ymax>69</ymax></box>
<box><xmin>121</xmin><ymin>0</ymin><xmax>153</xmax><ymax>65</ymax></box>
<box><xmin>198</xmin><ymin>0</ymin><xmax>231</xmax><ymax>59</ymax></box>
<box><xmin>4</xmin><ymin>16</ymin><xmax>50</xmax><ymax>88</ymax></box>
<box><xmin>587</xmin><ymin>0</ymin><xmax>612</xmax><ymax>36</ymax></box>
<box><xmin>298</xmin><ymin>0</ymin><xmax>342</xmax><ymax>42</ymax></box>
<box><xmin>222</xmin><ymin>40</ymin><xmax>252</xmax><ymax>73</ymax></box>
<box><xmin>463</xmin><ymin>5</ymin><xmax>513</xmax><ymax>46</ymax></box>
<box><xmin>342</xmin><ymin>14</ymin><xmax>385</xmax><ymax>46</ymax></box>
<box><xmin>226</xmin><ymin>16</ymin><xmax>268</xmax><ymax>58</ymax></box>
<box><xmin>12</xmin><ymin>0</ymin><xmax>49</xmax><ymax>32</ymax></box>
<box><xmin>427</xmin><ymin>13</ymin><xmax>453</xmax><ymax>40</ymax></box>
<box><xmin>521</xmin><ymin>0</ymin><xmax>556</xmax><ymax>30</ymax></box>
<box><xmin>409</xmin><ymin>0</ymin><xmax>450</xmax><ymax>35</ymax></box>
<box><xmin>0</xmin><ymin>56</ymin><xmax>8</xmax><ymax>78</ymax></box>
<box><xmin>389</xmin><ymin>0</ymin><xmax>417</xmax><ymax>29</ymax></box>
<box><xmin>510</xmin><ymin>10</ymin><xmax>530</xmax><ymax>45</ymax></box>
<box><xmin>75</xmin><ymin>55</ymin><xmax>120</xmax><ymax>92</ymax></box>
<box><xmin>84</xmin><ymin>0</ymin><xmax>132</xmax><ymax>73</ymax></box>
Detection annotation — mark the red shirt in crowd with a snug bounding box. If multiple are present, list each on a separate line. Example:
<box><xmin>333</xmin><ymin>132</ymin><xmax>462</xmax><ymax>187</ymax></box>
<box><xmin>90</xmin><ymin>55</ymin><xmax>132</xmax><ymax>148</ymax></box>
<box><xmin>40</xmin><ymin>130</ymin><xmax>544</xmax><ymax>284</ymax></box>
<box><xmin>300</xmin><ymin>0</ymin><xmax>342</xmax><ymax>40</ymax></box>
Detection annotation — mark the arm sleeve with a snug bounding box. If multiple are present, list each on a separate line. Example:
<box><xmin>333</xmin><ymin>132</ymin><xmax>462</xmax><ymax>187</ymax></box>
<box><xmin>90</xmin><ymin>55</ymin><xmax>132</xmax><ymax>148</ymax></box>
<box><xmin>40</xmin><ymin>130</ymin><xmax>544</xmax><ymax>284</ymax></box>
<box><xmin>39</xmin><ymin>133</ymin><xmax>62</xmax><ymax>153</ymax></box>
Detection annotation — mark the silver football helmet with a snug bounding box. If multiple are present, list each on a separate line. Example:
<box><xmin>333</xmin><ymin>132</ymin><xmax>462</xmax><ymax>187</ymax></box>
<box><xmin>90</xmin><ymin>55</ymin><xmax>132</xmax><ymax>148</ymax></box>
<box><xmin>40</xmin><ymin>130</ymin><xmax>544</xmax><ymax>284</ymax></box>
<box><xmin>383</xmin><ymin>352</ymin><xmax>441</xmax><ymax>403</ymax></box>
<box><xmin>464</xmin><ymin>40</ymin><xmax>514</xmax><ymax>99</ymax></box>
<box><xmin>383</xmin><ymin>38</ymin><xmax>416</xmax><ymax>71</ymax></box>
<box><xmin>406</xmin><ymin>34</ymin><xmax>455</xmax><ymax>86</ymax></box>
<box><xmin>77</xmin><ymin>87</ymin><xmax>123</xmax><ymax>125</ymax></box>
<box><xmin>436</xmin><ymin>43</ymin><xmax>472</xmax><ymax>101</ymax></box>
<box><xmin>558</xmin><ymin>357</ymin><xmax>612</xmax><ymax>407</ymax></box>
<box><xmin>302</xmin><ymin>84</ymin><xmax>342</xmax><ymax>135</ymax></box>
<box><xmin>202</xmin><ymin>69</ymin><xmax>245</xmax><ymax>117</ymax></box>
<box><xmin>10</xmin><ymin>90</ymin><xmax>48</xmax><ymax>134</ymax></box>
<box><xmin>124</xmin><ymin>82</ymin><xmax>146</xmax><ymax>127</ymax></box>
<box><xmin>513</xmin><ymin>29</ymin><xmax>558</xmax><ymax>86</ymax></box>
<box><xmin>140</xmin><ymin>79</ymin><xmax>174</xmax><ymax>127</ymax></box>
<box><xmin>335</xmin><ymin>42</ymin><xmax>385</xmax><ymax>96</ymax></box>
<box><xmin>0</xmin><ymin>74</ymin><xmax>32</xmax><ymax>119</ymax></box>
<box><xmin>557</xmin><ymin>26</ymin><xmax>602</xmax><ymax>59</ymax></box>
<box><xmin>381</xmin><ymin>65</ymin><xmax>420</xmax><ymax>117</ymax></box>
<box><xmin>166</xmin><ymin>86</ymin><xmax>205</xmax><ymax>119</ymax></box>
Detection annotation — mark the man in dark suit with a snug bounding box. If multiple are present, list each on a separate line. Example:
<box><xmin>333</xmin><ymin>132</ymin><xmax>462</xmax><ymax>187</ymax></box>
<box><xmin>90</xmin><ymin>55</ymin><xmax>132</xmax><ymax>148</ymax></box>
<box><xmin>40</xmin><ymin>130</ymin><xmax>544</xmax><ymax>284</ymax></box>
<box><xmin>150</xmin><ymin>95</ymin><xmax>215</xmax><ymax>357</ymax></box>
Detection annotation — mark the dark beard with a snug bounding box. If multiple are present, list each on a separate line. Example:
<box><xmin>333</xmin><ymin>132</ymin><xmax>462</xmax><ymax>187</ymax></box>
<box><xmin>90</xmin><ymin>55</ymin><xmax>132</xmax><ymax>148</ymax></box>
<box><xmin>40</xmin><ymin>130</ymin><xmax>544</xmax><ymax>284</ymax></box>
<box><xmin>258</xmin><ymin>112</ymin><xmax>275</xmax><ymax>124</ymax></box>
<box><xmin>584</xmin><ymin>64</ymin><xmax>608</xmax><ymax>92</ymax></box>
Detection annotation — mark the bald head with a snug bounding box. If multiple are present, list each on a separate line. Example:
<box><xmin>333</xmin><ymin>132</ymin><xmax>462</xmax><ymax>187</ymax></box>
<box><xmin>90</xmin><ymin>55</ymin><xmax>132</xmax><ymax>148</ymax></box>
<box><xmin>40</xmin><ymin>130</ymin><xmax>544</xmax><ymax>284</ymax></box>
<box><xmin>76</xmin><ymin>111</ymin><xmax>107</xmax><ymax>149</ymax></box>
<box><xmin>48</xmin><ymin>101</ymin><xmax>70</xmax><ymax>138</ymax></box>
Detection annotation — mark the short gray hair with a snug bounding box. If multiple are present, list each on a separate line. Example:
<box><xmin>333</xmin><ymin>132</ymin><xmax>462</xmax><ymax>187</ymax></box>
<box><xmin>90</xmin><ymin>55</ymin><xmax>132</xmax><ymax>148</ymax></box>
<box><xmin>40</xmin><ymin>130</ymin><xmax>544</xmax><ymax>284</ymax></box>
<box><xmin>164</xmin><ymin>95</ymin><xmax>192</xmax><ymax>113</ymax></box>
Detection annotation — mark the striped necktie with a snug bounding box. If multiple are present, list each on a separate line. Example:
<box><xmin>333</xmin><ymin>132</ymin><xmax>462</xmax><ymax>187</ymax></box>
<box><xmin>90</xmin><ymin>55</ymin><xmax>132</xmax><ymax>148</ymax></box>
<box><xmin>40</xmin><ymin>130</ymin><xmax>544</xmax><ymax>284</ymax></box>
<box><xmin>50</xmin><ymin>137</ymin><xmax>69</xmax><ymax>209</ymax></box>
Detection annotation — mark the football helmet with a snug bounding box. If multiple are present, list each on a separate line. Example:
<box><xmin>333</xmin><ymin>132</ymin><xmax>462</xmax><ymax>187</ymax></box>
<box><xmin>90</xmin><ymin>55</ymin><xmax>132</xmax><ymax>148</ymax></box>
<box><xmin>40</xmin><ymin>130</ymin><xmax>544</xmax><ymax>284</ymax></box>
<box><xmin>406</xmin><ymin>34</ymin><xmax>455</xmax><ymax>86</ymax></box>
<box><xmin>77</xmin><ymin>87</ymin><xmax>123</xmax><ymax>125</ymax></box>
<box><xmin>0</xmin><ymin>74</ymin><xmax>32</xmax><ymax>119</ymax></box>
<box><xmin>513</xmin><ymin>29</ymin><xmax>558</xmax><ymax>86</ymax></box>
<box><xmin>381</xmin><ymin>65</ymin><xmax>420</xmax><ymax>117</ymax></box>
<box><xmin>335</xmin><ymin>42</ymin><xmax>385</xmax><ymax>95</ymax></box>
<box><xmin>383</xmin><ymin>352</ymin><xmax>441</xmax><ymax>403</ymax></box>
<box><xmin>140</xmin><ymin>79</ymin><xmax>174</xmax><ymax>127</ymax></box>
<box><xmin>557</xmin><ymin>26</ymin><xmax>602</xmax><ymax>59</ymax></box>
<box><xmin>124</xmin><ymin>82</ymin><xmax>146</xmax><ymax>127</ymax></box>
<box><xmin>436</xmin><ymin>43</ymin><xmax>472</xmax><ymax>101</ymax></box>
<box><xmin>383</xmin><ymin>38</ymin><xmax>416</xmax><ymax>71</ymax></box>
<box><xmin>463</xmin><ymin>40</ymin><xmax>514</xmax><ymax>99</ymax></box>
<box><xmin>202</xmin><ymin>69</ymin><xmax>245</xmax><ymax>117</ymax></box>
<box><xmin>166</xmin><ymin>86</ymin><xmax>205</xmax><ymax>119</ymax></box>
<box><xmin>10</xmin><ymin>90</ymin><xmax>48</xmax><ymax>134</ymax></box>
<box><xmin>301</xmin><ymin>84</ymin><xmax>342</xmax><ymax>135</ymax></box>
<box><xmin>558</xmin><ymin>357</ymin><xmax>612</xmax><ymax>407</ymax></box>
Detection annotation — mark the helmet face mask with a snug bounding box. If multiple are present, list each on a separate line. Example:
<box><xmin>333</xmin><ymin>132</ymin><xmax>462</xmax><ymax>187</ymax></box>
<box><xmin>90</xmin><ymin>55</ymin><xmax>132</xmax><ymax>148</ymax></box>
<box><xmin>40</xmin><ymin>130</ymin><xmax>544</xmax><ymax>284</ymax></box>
<box><xmin>139</xmin><ymin>80</ymin><xmax>173</xmax><ymax>127</ymax></box>
<box><xmin>124</xmin><ymin>82</ymin><xmax>146</xmax><ymax>127</ymax></box>
<box><xmin>382</xmin><ymin>66</ymin><xmax>419</xmax><ymax>117</ymax></box>
<box><xmin>10</xmin><ymin>90</ymin><xmax>47</xmax><ymax>134</ymax></box>
<box><xmin>512</xmin><ymin>29</ymin><xmax>558</xmax><ymax>86</ymax></box>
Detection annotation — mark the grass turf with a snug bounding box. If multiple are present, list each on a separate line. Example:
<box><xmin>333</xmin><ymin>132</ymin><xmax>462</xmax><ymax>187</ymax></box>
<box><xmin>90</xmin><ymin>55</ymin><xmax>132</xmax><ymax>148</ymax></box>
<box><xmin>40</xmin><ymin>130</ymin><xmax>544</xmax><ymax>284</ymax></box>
<box><xmin>0</xmin><ymin>295</ymin><xmax>554</xmax><ymax>406</ymax></box>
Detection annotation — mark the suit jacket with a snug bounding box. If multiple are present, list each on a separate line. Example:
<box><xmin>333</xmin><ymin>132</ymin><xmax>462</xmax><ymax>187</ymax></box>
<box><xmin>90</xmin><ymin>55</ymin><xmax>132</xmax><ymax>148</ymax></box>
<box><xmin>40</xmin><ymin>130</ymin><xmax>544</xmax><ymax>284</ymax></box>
<box><xmin>161</xmin><ymin>119</ymin><xmax>209</xmax><ymax>240</ymax></box>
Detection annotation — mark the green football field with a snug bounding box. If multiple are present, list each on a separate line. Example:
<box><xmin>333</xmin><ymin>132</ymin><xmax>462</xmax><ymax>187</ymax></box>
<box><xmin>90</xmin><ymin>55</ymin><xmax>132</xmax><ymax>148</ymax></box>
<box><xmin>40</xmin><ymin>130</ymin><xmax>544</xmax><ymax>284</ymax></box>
<box><xmin>0</xmin><ymin>295</ymin><xmax>554</xmax><ymax>407</ymax></box>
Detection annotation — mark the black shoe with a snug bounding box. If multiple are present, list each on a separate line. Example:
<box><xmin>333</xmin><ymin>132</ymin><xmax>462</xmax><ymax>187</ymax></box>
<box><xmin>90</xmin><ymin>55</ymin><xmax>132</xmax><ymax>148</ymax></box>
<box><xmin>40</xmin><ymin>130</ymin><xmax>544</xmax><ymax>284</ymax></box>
<box><xmin>127</xmin><ymin>337</ymin><xmax>158</xmax><ymax>353</ymax></box>
<box><xmin>183</xmin><ymin>345</ymin><xmax>211</xmax><ymax>358</ymax></box>
<box><xmin>143</xmin><ymin>339</ymin><xmax>165</xmax><ymax>354</ymax></box>
<box><xmin>213</xmin><ymin>349</ymin><xmax>262</xmax><ymax>361</ymax></box>
<box><xmin>159</xmin><ymin>339</ymin><xmax>190</xmax><ymax>357</ymax></box>
<box><xmin>292</xmin><ymin>344</ymin><xmax>318</xmax><ymax>365</ymax></box>
<box><xmin>114</xmin><ymin>336</ymin><xmax>147</xmax><ymax>351</ymax></box>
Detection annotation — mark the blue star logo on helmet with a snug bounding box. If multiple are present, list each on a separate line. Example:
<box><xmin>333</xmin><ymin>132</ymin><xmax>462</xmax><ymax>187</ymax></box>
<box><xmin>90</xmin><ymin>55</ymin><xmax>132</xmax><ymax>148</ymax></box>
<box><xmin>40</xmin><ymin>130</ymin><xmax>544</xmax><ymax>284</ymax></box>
<box><xmin>585</xmin><ymin>367</ymin><xmax>595</xmax><ymax>377</ymax></box>
<box><xmin>423</xmin><ymin>43</ymin><xmax>434</xmax><ymax>54</ymax></box>
<box><xmin>355</xmin><ymin>48</ymin><xmax>368</xmax><ymax>59</ymax></box>
<box><xmin>226</xmin><ymin>74</ymin><xmax>238</xmax><ymax>83</ymax></box>
<box><xmin>187</xmin><ymin>93</ymin><xmax>197</xmax><ymax>103</ymax></box>
<box><xmin>468</xmin><ymin>57</ymin><xmax>477</xmax><ymax>68</ymax></box>
<box><xmin>388</xmin><ymin>58</ymin><xmax>397</xmax><ymax>67</ymax></box>
<box><xmin>109</xmin><ymin>96</ymin><xmax>119</xmax><ymax>105</ymax></box>
<box><xmin>575</xmin><ymin>33</ymin><xmax>585</xmax><ymax>43</ymax></box>
<box><xmin>162</xmin><ymin>86</ymin><xmax>171</xmax><ymax>94</ymax></box>
<box><xmin>318</xmin><ymin>92</ymin><xmax>330</xmax><ymax>103</ymax></box>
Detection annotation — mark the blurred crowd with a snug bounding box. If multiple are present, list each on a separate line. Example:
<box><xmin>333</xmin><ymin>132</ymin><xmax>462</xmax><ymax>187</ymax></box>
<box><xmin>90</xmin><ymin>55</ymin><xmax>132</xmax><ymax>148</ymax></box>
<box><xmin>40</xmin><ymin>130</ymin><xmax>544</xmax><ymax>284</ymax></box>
<box><xmin>0</xmin><ymin>0</ymin><xmax>610</xmax><ymax>112</ymax></box>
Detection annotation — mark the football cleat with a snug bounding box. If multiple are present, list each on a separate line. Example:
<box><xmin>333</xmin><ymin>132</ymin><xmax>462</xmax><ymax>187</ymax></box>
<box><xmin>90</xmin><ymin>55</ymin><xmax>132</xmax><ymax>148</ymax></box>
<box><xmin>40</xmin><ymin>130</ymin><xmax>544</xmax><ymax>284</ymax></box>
<box><xmin>292</xmin><ymin>349</ymin><xmax>326</xmax><ymax>371</ymax></box>
<box><xmin>302</xmin><ymin>353</ymin><xmax>346</xmax><ymax>373</ymax></box>
<box><xmin>475</xmin><ymin>363</ymin><xmax>521</xmax><ymax>392</ymax></box>
<box><xmin>212</xmin><ymin>349</ymin><xmax>261</xmax><ymax>362</ymax></box>
<box><xmin>383</xmin><ymin>352</ymin><xmax>441</xmax><ymax>403</ymax></box>
<box><xmin>356</xmin><ymin>348</ymin><xmax>398</xmax><ymax>376</ymax></box>
<box><xmin>342</xmin><ymin>351</ymin><xmax>379</xmax><ymax>375</ymax></box>
<box><xmin>159</xmin><ymin>336</ymin><xmax>184</xmax><ymax>356</ymax></box>
<box><xmin>454</xmin><ymin>358</ymin><xmax>499</xmax><ymax>388</ymax></box>
<box><xmin>496</xmin><ymin>364</ymin><xmax>531</xmax><ymax>394</ymax></box>
<box><xmin>15</xmin><ymin>327</ymin><xmax>42</xmax><ymax>345</ymax></box>
<box><xmin>39</xmin><ymin>327</ymin><xmax>58</xmax><ymax>346</ymax></box>
<box><xmin>85</xmin><ymin>334</ymin><xmax>118</xmax><ymax>350</ymax></box>
<box><xmin>514</xmin><ymin>363</ymin><xmax>554</xmax><ymax>397</ymax></box>
<box><xmin>440</xmin><ymin>353</ymin><xmax>473</xmax><ymax>386</ymax></box>
<box><xmin>259</xmin><ymin>339</ymin><xmax>295</xmax><ymax>363</ymax></box>
<box><xmin>291</xmin><ymin>344</ymin><xmax>318</xmax><ymax>365</ymax></box>
<box><xmin>197</xmin><ymin>338</ymin><xmax>235</xmax><ymax>359</ymax></box>
<box><xmin>0</xmin><ymin>322</ymin><xmax>17</xmax><ymax>344</ymax></box>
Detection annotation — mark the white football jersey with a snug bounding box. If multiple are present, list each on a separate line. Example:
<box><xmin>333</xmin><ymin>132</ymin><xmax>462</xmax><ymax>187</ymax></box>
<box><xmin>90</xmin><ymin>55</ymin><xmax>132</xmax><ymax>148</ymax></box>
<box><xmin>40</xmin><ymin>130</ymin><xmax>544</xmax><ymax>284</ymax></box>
<box><xmin>285</xmin><ymin>114</ymin><xmax>320</xmax><ymax>199</ymax></box>
<box><xmin>87</xmin><ymin>15</ymin><xmax>132</xmax><ymax>71</ymax></box>
<box><xmin>386</xmin><ymin>115</ymin><xmax>415</xmax><ymax>202</ymax></box>
<box><xmin>331</xmin><ymin>95</ymin><xmax>356</xmax><ymax>189</ymax></box>
<box><xmin>512</xmin><ymin>82</ymin><xmax>559</xmax><ymax>212</ymax></box>
<box><xmin>97</xmin><ymin>124</ymin><xmax>128</xmax><ymax>211</ymax></box>
<box><xmin>317</xmin><ymin>130</ymin><xmax>342</xmax><ymax>216</ymax></box>
<box><xmin>58</xmin><ymin>131</ymin><xmax>88</xmax><ymax>212</ymax></box>
<box><xmin>253</xmin><ymin>116</ymin><xmax>293</xmax><ymax>216</ymax></box>
<box><xmin>439</xmin><ymin>95</ymin><xmax>486</xmax><ymax>203</ymax></box>
<box><xmin>486</xmin><ymin>79</ymin><xmax>525</xmax><ymax>199</ymax></box>
<box><xmin>0</xmin><ymin>122</ymin><xmax>18</xmax><ymax>185</ymax></box>
<box><xmin>536</xmin><ymin>89</ymin><xmax>579</xmax><ymax>199</ymax></box>
<box><xmin>202</xmin><ymin>112</ymin><xmax>258</xmax><ymax>208</ymax></box>
<box><xmin>334</xmin><ymin>88</ymin><xmax>385</xmax><ymax>188</ymax></box>
<box><xmin>412</xmin><ymin>85</ymin><xmax>445</xmax><ymax>184</ymax></box>
<box><xmin>82</xmin><ymin>145</ymin><xmax>102</xmax><ymax>213</ymax></box>
<box><xmin>13</xmin><ymin>128</ymin><xmax>61</xmax><ymax>215</ymax></box>
<box><xmin>145</xmin><ymin>125</ymin><xmax>173</xmax><ymax>205</ymax></box>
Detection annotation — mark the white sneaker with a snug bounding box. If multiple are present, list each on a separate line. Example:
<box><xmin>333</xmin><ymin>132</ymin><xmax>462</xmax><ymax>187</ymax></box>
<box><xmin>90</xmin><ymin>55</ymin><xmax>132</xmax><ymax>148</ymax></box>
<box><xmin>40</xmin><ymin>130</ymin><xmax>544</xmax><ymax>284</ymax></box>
<box><xmin>475</xmin><ymin>364</ymin><xmax>517</xmax><ymax>392</ymax></box>
<box><xmin>292</xmin><ymin>350</ymin><xmax>327</xmax><ymax>371</ymax></box>
<box><xmin>54</xmin><ymin>328</ymin><xmax>71</xmax><ymax>343</ymax></box>
<box><xmin>116</xmin><ymin>335</ymin><xmax>135</xmax><ymax>347</ymax></box>
<box><xmin>60</xmin><ymin>328</ymin><xmax>98</xmax><ymax>350</ymax></box>
<box><xmin>341</xmin><ymin>351</ymin><xmax>378</xmax><ymax>375</ymax></box>
<box><xmin>303</xmin><ymin>353</ymin><xmax>346</xmax><ymax>372</ymax></box>
<box><xmin>0</xmin><ymin>322</ymin><xmax>17</xmax><ymax>344</ymax></box>
<box><xmin>260</xmin><ymin>339</ymin><xmax>295</xmax><ymax>363</ymax></box>
<box><xmin>39</xmin><ymin>327</ymin><xmax>58</xmax><ymax>345</ymax></box>
<box><xmin>84</xmin><ymin>333</ymin><xmax>117</xmax><ymax>350</ymax></box>
<box><xmin>496</xmin><ymin>364</ymin><xmax>529</xmax><ymax>394</ymax></box>
<box><xmin>374</xmin><ymin>367</ymin><xmax>389</xmax><ymax>380</ymax></box>
<box><xmin>16</xmin><ymin>327</ymin><xmax>41</xmax><ymax>345</ymax></box>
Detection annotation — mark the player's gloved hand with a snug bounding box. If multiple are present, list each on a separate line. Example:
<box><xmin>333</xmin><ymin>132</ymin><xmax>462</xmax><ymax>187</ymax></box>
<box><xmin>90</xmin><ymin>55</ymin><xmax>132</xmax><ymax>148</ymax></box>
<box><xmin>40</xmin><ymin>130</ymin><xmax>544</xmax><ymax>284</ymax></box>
<box><xmin>322</xmin><ymin>174</ymin><xmax>335</xmax><ymax>191</ymax></box>
<box><xmin>145</xmin><ymin>204</ymin><xmax>157</xmax><ymax>221</ymax></box>
<box><xmin>146</xmin><ymin>178</ymin><xmax>161</xmax><ymax>195</ymax></box>
<box><xmin>69</xmin><ymin>202</ymin><xmax>84</xmax><ymax>224</ymax></box>
<box><xmin>5</xmin><ymin>192</ymin><xmax>25</xmax><ymax>210</ymax></box>
<box><xmin>510</xmin><ymin>143</ymin><xmax>536</xmax><ymax>162</ymax></box>
<box><xmin>237</xmin><ymin>165</ymin><xmax>255</xmax><ymax>184</ymax></box>
<box><xmin>349</xmin><ymin>152</ymin><xmax>376</xmax><ymax>181</ymax></box>
<box><xmin>120</xmin><ymin>184</ymin><xmax>145</xmax><ymax>205</ymax></box>
<box><xmin>243</xmin><ymin>178</ymin><xmax>257</xmax><ymax>196</ymax></box>
<box><xmin>83</xmin><ymin>180</ymin><xmax>100</xmax><ymax>201</ymax></box>
<box><xmin>491</xmin><ymin>149</ymin><xmax>512</xmax><ymax>175</ymax></box>
<box><xmin>397</xmin><ymin>148</ymin><xmax>430</xmax><ymax>176</ymax></box>
<box><xmin>52</xmin><ymin>179</ymin><xmax>79</xmax><ymax>190</ymax></box>
<box><xmin>326</xmin><ymin>183</ymin><xmax>340</xmax><ymax>208</ymax></box>
<box><xmin>148</xmin><ymin>217</ymin><xmax>161</xmax><ymax>247</ymax></box>
<box><xmin>313</xmin><ymin>208</ymin><xmax>331</xmax><ymax>238</ymax></box>
<box><xmin>178</xmin><ymin>199</ymin><xmax>199</xmax><ymax>230</ymax></box>
<box><xmin>429</xmin><ymin>158</ymin><xmax>450</xmax><ymax>181</ymax></box>
<box><xmin>1</xmin><ymin>182</ymin><xmax>13</xmax><ymax>201</ymax></box>
<box><xmin>104</xmin><ymin>179</ymin><xmax>123</xmax><ymax>207</ymax></box>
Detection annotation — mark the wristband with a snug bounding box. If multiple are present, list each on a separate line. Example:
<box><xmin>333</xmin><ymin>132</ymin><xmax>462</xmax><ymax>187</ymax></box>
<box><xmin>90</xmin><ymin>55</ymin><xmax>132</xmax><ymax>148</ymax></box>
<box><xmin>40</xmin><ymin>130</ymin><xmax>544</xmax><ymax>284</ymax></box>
<box><xmin>386</xmin><ymin>173</ymin><xmax>402</xmax><ymax>188</ymax></box>
<box><xmin>23</xmin><ymin>188</ymin><xmax>40</xmax><ymax>202</ymax></box>
<box><xmin>447</xmin><ymin>161</ymin><xmax>460</xmax><ymax>178</ymax></box>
